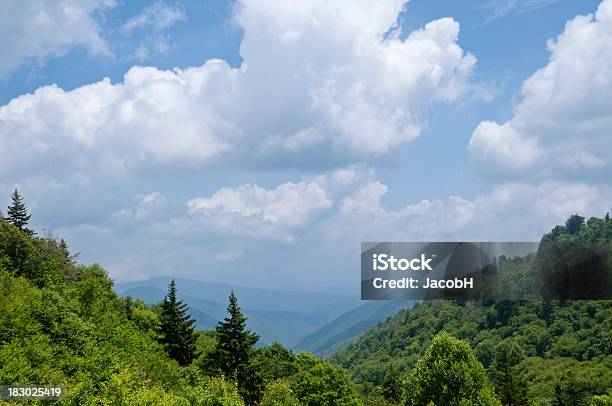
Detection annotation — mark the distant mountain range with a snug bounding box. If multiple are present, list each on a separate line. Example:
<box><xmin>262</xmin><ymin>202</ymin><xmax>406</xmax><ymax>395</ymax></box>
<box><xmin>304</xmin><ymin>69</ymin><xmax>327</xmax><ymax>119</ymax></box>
<box><xmin>294</xmin><ymin>300</ymin><xmax>414</xmax><ymax>357</ymax></box>
<box><xmin>114</xmin><ymin>276</ymin><xmax>411</xmax><ymax>352</ymax></box>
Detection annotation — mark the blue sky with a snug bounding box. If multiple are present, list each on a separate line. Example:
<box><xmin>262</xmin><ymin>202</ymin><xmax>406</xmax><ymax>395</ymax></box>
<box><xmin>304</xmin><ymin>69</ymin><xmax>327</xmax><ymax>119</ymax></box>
<box><xmin>1</xmin><ymin>0</ymin><xmax>610</xmax><ymax>293</ymax></box>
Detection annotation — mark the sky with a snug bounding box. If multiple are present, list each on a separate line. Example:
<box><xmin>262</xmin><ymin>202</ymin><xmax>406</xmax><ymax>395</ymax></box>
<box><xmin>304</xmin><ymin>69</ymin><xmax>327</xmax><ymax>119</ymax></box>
<box><xmin>0</xmin><ymin>0</ymin><xmax>611</xmax><ymax>294</ymax></box>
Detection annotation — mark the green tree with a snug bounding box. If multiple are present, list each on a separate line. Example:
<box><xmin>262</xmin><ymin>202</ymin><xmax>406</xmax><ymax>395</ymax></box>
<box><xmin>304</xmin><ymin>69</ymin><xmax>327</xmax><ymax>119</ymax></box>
<box><xmin>590</xmin><ymin>395</ymin><xmax>612</xmax><ymax>406</ymax></box>
<box><xmin>261</xmin><ymin>380</ymin><xmax>300</xmax><ymax>406</ymax></box>
<box><xmin>6</xmin><ymin>190</ymin><xmax>34</xmax><ymax>236</ymax></box>
<box><xmin>207</xmin><ymin>291</ymin><xmax>262</xmax><ymax>404</ymax></box>
<box><xmin>252</xmin><ymin>342</ymin><xmax>298</xmax><ymax>383</ymax></box>
<box><xmin>291</xmin><ymin>352</ymin><xmax>359</xmax><ymax>406</ymax></box>
<box><xmin>552</xmin><ymin>372</ymin><xmax>589</xmax><ymax>406</ymax></box>
<box><xmin>0</xmin><ymin>222</ymin><xmax>39</xmax><ymax>282</ymax></box>
<box><xmin>404</xmin><ymin>333</ymin><xmax>500</xmax><ymax>406</ymax></box>
<box><xmin>490</xmin><ymin>340</ymin><xmax>530</xmax><ymax>406</ymax></box>
<box><xmin>158</xmin><ymin>279</ymin><xmax>199</xmax><ymax>366</ymax></box>
<box><xmin>381</xmin><ymin>364</ymin><xmax>403</xmax><ymax>403</ymax></box>
<box><xmin>565</xmin><ymin>214</ymin><xmax>585</xmax><ymax>235</ymax></box>
<box><xmin>191</xmin><ymin>377</ymin><xmax>245</xmax><ymax>406</ymax></box>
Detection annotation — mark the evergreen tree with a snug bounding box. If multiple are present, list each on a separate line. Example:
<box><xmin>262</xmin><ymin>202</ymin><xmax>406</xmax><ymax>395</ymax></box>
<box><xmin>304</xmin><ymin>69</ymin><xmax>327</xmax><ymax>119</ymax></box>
<box><xmin>58</xmin><ymin>238</ymin><xmax>74</xmax><ymax>265</ymax></box>
<box><xmin>6</xmin><ymin>190</ymin><xmax>34</xmax><ymax>235</ymax></box>
<box><xmin>207</xmin><ymin>291</ymin><xmax>262</xmax><ymax>404</ymax></box>
<box><xmin>490</xmin><ymin>341</ymin><xmax>530</xmax><ymax>406</ymax></box>
<box><xmin>158</xmin><ymin>279</ymin><xmax>198</xmax><ymax>366</ymax></box>
<box><xmin>565</xmin><ymin>214</ymin><xmax>585</xmax><ymax>235</ymax></box>
<box><xmin>381</xmin><ymin>364</ymin><xmax>402</xmax><ymax>403</ymax></box>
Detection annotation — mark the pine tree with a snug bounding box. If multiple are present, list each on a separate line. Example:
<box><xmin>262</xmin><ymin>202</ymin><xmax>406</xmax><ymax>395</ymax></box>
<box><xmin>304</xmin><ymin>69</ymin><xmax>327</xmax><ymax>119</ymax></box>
<box><xmin>207</xmin><ymin>291</ymin><xmax>262</xmax><ymax>404</ymax></box>
<box><xmin>381</xmin><ymin>364</ymin><xmax>403</xmax><ymax>403</ymax></box>
<box><xmin>491</xmin><ymin>341</ymin><xmax>530</xmax><ymax>406</ymax></box>
<box><xmin>59</xmin><ymin>238</ymin><xmax>73</xmax><ymax>265</ymax></box>
<box><xmin>158</xmin><ymin>279</ymin><xmax>199</xmax><ymax>366</ymax></box>
<box><xmin>6</xmin><ymin>189</ymin><xmax>34</xmax><ymax>235</ymax></box>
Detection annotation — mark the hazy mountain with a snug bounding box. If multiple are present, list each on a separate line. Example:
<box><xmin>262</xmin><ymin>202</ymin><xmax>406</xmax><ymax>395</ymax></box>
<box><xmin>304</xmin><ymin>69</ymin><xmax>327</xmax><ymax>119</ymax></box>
<box><xmin>115</xmin><ymin>277</ymin><xmax>364</xmax><ymax>347</ymax></box>
<box><xmin>295</xmin><ymin>300</ymin><xmax>414</xmax><ymax>357</ymax></box>
<box><xmin>116</xmin><ymin>277</ymin><xmax>415</xmax><ymax>352</ymax></box>
<box><xmin>116</xmin><ymin>276</ymin><xmax>358</xmax><ymax>315</ymax></box>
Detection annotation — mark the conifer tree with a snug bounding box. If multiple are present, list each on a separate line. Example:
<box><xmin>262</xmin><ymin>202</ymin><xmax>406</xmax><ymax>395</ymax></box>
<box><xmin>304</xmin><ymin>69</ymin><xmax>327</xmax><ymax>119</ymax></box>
<box><xmin>208</xmin><ymin>291</ymin><xmax>262</xmax><ymax>404</ymax></box>
<box><xmin>6</xmin><ymin>190</ymin><xmax>34</xmax><ymax>235</ymax></box>
<box><xmin>381</xmin><ymin>364</ymin><xmax>403</xmax><ymax>403</ymax></box>
<box><xmin>59</xmin><ymin>238</ymin><xmax>74</xmax><ymax>265</ymax></box>
<box><xmin>490</xmin><ymin>341</ymin><xmax>530</xmax><ymax>406</ymax></box>
<box><xmin>158</xmin><ymin>279</ymin><xmax>199</xmax><ymax>366</ymax></box>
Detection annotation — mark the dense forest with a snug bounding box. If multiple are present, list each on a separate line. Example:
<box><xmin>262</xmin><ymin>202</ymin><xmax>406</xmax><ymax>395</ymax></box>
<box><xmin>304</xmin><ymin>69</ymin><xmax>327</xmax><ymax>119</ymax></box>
<box><xmin>0</xmin><ymin>190</ymin><xmax>610</xmax><ymax>405</ymax></box>
<box><xmin>332</xmin><ymin>214</ymin><xmax>612</xmax><ymax>405</ymax></box>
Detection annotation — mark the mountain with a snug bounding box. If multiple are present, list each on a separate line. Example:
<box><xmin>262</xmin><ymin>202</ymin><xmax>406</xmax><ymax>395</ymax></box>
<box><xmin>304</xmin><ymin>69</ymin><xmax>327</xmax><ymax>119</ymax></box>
<box><xmin>116</xmin><ymin>277</ymin><xmax>364</xmax><ymax>348</ymax></box>
<box><xmin>116</xmin><ymin>276</ymin><xmax>359</xmax><ymax>316</ymax></box>
<box><xmin>295</xmin><ymin>300</ymin><xmax>414</xmax><ymax>357</ymax></box>
<box><xmin>330</xmin><ymin>214</ymin><xmax>612</xmax><ymax>404</ymax></box>
<box><xmin>117</xmin><ymin>278</ymin><xmax>416</xmax><ymax>352</ymax></box>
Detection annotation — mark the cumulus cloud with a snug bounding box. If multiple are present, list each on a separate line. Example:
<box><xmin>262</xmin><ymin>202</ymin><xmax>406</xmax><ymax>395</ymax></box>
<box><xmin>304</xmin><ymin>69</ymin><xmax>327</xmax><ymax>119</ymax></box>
<box><xmin>186</xmin><ymin>181</ymin><xmax>333</xmax><ymax>241</ymax></box>
<box><xmin>469</xmin><ymin>0</ymin><xmax>612</xmax><ymax>180</ymax></box>
<box><xmin>0</xmin><ymin>0</ymin><xmax>114</xmax><ymax>78</ymax></box>
<box><xmin>0</xmin><ymin>62</ymin><xmax>236</xmax><ymax>180</ymax></box>
<box><xmin>470</xmin><ymin>181</ymin><xmax>610</xmax><ymax>238</ymax></box>
<box><xmin>323</xmin><ymin>179</ymin><xmax>610</xmax><ymax>243</ymax></box>
<box><xmin>325</xmin><ymin>180</ymin><xmax>475</xmax><ymax>241</ymax></box>
<box><xmin>0</xmin><ymin>0</ymin><xmax>475</xmax><ymax>186</ymax></box>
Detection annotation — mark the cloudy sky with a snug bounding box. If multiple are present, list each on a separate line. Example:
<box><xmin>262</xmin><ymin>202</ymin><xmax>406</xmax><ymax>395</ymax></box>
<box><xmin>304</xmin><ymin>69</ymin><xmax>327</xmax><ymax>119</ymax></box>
<box><xmin>1</xmin><ymin>0</ymin><xmax>610</xmax><ymax>293</ymax></box>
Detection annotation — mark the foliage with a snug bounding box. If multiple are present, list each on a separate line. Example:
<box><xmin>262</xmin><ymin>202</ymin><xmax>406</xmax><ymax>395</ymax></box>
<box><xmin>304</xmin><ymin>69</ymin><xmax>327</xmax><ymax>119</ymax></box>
<box><xmin>291</xmin><ymin>352</ymin><xmax>360</xmax><ymax>406</ymax></box>
<box><xmin>489</xmin><ymin>340</ymin><xmax>530</xmax><ymax>406</ymax></box>
<box><xmin>260</xmin><ymin>380</ymin><xmax>300</xmax><ymax>406</ymax></box>
<box><xmin>252</xmin><ymin>342</ymin><xmax>299</xmax><ymax>383</ymax></box>
<box><xmin>381</xmin><ymin>364</ymin><xmax>402</xmax><ymax>403</ymax></box>
<box><xmin>333</xmin><ymin>215</ymin><xmax>611</xmax><ymax>405</ymax></box>
<box><xmin>590</xmin><ymin>394</ymin><xmax>612</xmax><ymax>405</ymax></box>
<box><xmin>0</xmin><ymin>220</ymin><xmax>245</xmax><ymax>404</ymax></box>
<box><xmin>403</xmin><ymin>333</ymin><xmax>499</xmax><ymax>406</ymax></box>
<box><xmin>1</xmin><ymin>194</ymin><xmax>609</xmax><ymax>406</ymax></box>
<box><xmin>191</xmin><ymin>377</ymin><xmax>245</xmax><ymax>406</ymax></box>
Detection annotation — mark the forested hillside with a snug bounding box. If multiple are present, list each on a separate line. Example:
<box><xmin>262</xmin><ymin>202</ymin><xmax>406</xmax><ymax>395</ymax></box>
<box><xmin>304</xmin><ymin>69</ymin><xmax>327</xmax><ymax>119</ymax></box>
<box><xmin>1</xmin><ymin>190</ymin><xmax>610</xmax><ymax>405</ymax></box>
<box><xmin>332</xmin><ymin>214</ymin><xmax>612</xmax><ymax>405</ymax></box>
<box><xmin>0</xmin><ymin>191</ymin><xmax>360</xmax><ymax>405</ymax></box>
<box><xmin>295</xmin><ymin>301</ymin><xmax>413</xmax><ymax>357</ymax></box>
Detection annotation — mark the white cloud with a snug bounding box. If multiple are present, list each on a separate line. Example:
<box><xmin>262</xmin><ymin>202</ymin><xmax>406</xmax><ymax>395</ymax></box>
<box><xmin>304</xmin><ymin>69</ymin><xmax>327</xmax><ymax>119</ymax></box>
<box><xmin>122</xmin><ymin>0</ymin><xmax>186</xmax><ymax>60</ymax></box>
<box><xmin>483</xmin><ymin>0</ymin><xmax>560</xmax><ymax>23</ymax></box>
<box><xmin>469</xmin><ymin>0</ymin><xmax>612</xmax><ymax>180</ymax></box>
<box><xmin>327</xmin><ymin>180</ymin><xmax>475</xmax><ymax>240</ymax></box>
<box><xmin>0</xmin><ymin>0</ymin><xmax>476</xmax><ymax>186</ymax></box>
<box><xmin>0</xmin><ymin>61</ymin><xmax>236</xmax><ymax>180</ymax></box>
<box><xmin>111</xmin><ymin>192</ymin><xmax>167</xmax><ymax>222</ymax></box>
<box><xmin>122</xmin><ymin>1</ymin><xmax>186</xmax><ymax>33</ymax></box>
<box><xmin>0</xmin><ymin>0</ymin><xmax>114</xmax><ymax>78</ymax></box>
<box><xmin>186</xmin><ymin>180</ymin><xmax>333</xmax><ymax>241</ymax></box>
<box><xmin>324</xmin><ymin>179</ymin><xmax>610</xmax><ymax>242</ymax></box>
<box><xmin>31</xmin><ymin>167</ymin><xmax>609</xmax><ymax>285</ymax></box>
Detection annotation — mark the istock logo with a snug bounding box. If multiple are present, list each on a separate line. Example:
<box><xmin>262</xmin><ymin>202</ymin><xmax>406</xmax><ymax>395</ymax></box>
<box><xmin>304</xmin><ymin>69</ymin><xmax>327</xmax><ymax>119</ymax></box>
<box><xmin>372</xmin><ymin>254</ymin><xmax>433</xmax><ymax>271</ymax></box>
